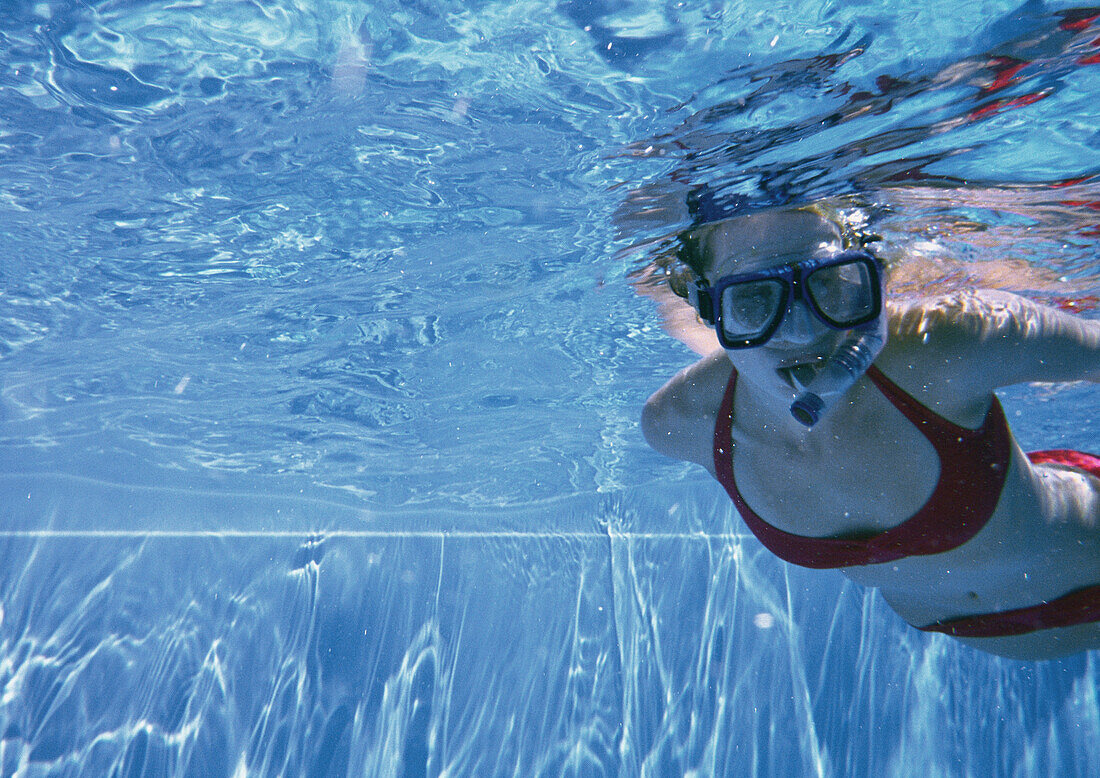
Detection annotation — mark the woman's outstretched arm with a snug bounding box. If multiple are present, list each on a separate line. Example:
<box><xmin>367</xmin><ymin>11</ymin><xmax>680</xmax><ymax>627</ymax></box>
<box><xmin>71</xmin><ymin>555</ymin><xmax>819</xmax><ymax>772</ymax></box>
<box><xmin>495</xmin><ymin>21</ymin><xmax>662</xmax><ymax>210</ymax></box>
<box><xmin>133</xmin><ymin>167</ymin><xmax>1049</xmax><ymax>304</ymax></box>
<box><xmin>888</xmin><ymin>289</ymin><xmax>1100</xmax><ymax>394</ymax></box>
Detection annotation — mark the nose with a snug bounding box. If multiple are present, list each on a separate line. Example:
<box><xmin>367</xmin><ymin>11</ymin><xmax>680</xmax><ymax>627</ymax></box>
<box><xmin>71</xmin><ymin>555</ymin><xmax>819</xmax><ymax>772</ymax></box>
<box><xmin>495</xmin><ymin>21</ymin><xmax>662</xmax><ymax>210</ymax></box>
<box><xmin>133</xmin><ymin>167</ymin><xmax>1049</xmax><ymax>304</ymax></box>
<box><xmin>770</xmin><ymin>300</ymin><xmax>820</xmax><ymax>346</ymax></box>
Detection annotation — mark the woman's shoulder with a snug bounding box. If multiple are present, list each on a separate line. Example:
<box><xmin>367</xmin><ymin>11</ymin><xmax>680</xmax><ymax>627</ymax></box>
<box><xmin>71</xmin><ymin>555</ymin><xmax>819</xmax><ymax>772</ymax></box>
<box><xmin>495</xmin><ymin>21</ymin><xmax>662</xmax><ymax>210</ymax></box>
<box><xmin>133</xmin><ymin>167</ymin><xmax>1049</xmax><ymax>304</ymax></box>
<box><xmin>886</xmin><ymin>289</ymin><xmax>1034</xmax><ymax>341</ymax></box>
<box><xmin>886</xmin><ymin>288</ymin><xmax>1099</xmax><ymax>368</ymax></box>
<box><xmin>878</xmin><ymin>288</ymin><xmax>1098</xmax><ymax>419</ymax></box>
<box><xmin>641</xmin><ymin>350</ymin><xmax>731</xmax><ymax>469</ymax></box>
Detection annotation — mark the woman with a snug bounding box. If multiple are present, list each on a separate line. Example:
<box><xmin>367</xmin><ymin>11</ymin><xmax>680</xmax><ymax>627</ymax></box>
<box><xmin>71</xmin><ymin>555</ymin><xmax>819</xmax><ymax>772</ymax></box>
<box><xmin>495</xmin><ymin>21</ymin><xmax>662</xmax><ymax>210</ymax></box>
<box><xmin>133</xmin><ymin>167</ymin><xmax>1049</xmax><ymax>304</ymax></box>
<box><xmin>641</xmin><ymin>204</ymin><xmax>1100</xmax><ymax>659</ymax></box>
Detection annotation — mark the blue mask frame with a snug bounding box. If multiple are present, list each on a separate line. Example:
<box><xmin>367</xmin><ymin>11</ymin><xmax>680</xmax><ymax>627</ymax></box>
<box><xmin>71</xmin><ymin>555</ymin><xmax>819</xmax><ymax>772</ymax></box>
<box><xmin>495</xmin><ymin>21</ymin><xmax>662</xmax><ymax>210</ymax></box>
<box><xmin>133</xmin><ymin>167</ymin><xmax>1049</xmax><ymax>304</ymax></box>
<box><xmin>691</xmin><ymin>249</ymin><xmax>883</xmax><ymax>349</ymax></box>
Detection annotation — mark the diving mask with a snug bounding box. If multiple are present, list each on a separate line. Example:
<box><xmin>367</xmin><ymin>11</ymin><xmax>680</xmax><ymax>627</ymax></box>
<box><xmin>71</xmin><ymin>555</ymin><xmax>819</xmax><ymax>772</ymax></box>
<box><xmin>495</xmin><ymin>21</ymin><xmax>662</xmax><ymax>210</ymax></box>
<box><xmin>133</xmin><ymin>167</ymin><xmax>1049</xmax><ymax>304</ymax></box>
<box><xmin>689</xmin><ymin>249</ymin><xmax>882</xmax><ymax>350</ymax></box>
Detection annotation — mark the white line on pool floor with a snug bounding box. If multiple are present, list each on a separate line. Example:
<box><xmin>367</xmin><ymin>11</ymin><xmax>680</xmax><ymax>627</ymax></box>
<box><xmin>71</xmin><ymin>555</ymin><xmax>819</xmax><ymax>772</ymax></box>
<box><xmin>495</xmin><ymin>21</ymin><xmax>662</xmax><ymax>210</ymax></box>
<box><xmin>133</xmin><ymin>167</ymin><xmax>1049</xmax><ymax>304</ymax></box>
<box><xmin>0</xmin><ymin>530</ymin><xmax>741</xmax><ymax>540</ymax></box>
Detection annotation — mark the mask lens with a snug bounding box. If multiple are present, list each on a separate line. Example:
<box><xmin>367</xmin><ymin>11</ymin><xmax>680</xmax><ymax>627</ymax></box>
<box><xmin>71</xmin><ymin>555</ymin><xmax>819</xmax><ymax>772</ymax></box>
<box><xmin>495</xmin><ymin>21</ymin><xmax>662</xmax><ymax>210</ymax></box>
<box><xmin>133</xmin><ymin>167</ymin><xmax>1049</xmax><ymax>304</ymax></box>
<box><xmin>720</xmin><ymin>279</ymin><xmax>785</xmax><ymax>343</ymax></box>
<box><xmin>805</xmin><ymin>259</ymin><xmax>876</xmax><ymax>325</ymax></box>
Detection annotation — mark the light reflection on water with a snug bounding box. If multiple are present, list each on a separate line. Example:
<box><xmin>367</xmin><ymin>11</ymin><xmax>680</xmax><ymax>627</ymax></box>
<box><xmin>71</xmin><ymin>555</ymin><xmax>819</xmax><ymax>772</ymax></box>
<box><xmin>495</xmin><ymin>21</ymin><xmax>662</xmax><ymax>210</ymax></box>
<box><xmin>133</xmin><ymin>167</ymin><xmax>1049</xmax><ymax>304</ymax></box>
<box><xmin>2</xmin><ymin>0</ymin><xmax>1100</xmax><ymax>774</ymax></box>
<box><xmin>2</xmin><ymin>482</ymin><xmax>1098</xmax><ymax>775</ymax></box>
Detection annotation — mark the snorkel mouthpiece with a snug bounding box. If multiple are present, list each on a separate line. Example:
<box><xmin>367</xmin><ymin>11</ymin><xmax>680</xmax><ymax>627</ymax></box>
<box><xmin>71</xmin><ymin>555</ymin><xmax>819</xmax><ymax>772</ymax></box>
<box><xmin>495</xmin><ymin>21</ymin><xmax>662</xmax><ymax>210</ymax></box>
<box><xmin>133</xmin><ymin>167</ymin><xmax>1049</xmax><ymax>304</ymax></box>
<box><xmin>790</xmin><ymin>319</ymin><xmax>885</xmax><ymax>427</ymax></box>
<box><xmin>790</xmin><ymin>393</ymin><xmax>825</xmax><ymax>428</ymax></box>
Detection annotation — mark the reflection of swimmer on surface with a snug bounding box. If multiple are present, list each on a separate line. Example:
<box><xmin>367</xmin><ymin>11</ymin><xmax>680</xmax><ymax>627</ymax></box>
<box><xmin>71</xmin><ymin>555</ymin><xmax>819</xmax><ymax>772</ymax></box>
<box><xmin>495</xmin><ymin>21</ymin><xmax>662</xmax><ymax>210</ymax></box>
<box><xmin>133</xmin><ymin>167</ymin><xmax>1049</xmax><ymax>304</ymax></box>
<box><xmin>640</xmin><ymin>200</ymin><xmax>1100</xmax><ymax>660</ymax></box>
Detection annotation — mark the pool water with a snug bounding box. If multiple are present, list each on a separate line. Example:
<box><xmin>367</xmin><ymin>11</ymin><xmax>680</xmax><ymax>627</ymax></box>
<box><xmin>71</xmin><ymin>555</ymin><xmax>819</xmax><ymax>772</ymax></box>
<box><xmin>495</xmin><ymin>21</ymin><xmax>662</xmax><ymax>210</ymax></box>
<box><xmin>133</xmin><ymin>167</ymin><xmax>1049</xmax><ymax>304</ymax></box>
<box><xmin>2</xmin><ymin>0</ymin><xmax>1100</xmax><ymax>775</ymax></box>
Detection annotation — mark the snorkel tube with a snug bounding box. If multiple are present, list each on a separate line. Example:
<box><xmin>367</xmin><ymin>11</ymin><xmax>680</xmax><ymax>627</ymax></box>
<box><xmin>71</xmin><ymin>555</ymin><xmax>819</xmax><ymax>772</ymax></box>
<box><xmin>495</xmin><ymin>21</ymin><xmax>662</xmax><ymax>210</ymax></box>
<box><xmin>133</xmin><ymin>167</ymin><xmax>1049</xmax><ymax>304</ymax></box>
<box><xmin>790</xmin><ymin>316</ymin><xmax>886</xmax><ymax>428</ymax></box>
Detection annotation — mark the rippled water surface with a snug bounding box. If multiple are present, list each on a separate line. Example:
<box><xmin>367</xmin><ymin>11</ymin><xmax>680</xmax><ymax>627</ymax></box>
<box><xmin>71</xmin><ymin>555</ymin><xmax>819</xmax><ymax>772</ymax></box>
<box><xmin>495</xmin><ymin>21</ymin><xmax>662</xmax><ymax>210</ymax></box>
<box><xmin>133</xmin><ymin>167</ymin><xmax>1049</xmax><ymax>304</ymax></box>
<box><xmin>3</xmin><ymin>1</ymin><xmax>1100</xmax><ymax>775</ymax></box>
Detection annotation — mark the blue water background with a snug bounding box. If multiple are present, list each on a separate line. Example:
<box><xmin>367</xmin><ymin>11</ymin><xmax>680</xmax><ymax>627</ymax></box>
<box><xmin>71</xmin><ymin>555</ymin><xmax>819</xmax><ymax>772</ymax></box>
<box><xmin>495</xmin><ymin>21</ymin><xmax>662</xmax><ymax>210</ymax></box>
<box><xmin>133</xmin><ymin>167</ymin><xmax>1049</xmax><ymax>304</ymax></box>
<box><xmin>3</xmin><ymin>0</ymin><xmax>1100</xmax><ymax>775</ymax></box>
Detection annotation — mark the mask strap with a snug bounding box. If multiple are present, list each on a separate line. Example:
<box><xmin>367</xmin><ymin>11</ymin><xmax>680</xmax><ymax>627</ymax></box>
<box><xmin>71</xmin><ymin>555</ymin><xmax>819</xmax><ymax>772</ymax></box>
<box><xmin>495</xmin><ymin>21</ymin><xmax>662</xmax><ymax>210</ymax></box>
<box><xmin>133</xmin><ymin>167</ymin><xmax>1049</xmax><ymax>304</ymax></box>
<box><xmin>690</xmin><ymin>282</ymin><xmax>715</xmax><ymax>324</ymax></box>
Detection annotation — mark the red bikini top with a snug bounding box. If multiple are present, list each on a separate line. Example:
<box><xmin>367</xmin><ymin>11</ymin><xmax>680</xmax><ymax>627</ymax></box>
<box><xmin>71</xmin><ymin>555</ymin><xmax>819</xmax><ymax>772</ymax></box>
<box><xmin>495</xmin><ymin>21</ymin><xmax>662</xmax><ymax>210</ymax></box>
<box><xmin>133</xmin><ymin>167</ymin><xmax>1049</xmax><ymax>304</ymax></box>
<box><xmin>713</xmin><ymin>365</ymin><xmax>1012</xmax><ymax>569</ymax></box>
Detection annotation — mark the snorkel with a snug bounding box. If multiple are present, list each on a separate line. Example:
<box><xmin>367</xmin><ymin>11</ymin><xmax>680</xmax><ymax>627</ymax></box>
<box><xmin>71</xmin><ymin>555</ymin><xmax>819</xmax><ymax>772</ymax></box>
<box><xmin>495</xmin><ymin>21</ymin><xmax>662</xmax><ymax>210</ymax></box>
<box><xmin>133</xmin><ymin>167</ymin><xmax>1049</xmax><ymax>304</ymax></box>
<box><xmin>789</xmin><ymin>314</ymin><xmax>886</xmax><ymax>427</ymax></box>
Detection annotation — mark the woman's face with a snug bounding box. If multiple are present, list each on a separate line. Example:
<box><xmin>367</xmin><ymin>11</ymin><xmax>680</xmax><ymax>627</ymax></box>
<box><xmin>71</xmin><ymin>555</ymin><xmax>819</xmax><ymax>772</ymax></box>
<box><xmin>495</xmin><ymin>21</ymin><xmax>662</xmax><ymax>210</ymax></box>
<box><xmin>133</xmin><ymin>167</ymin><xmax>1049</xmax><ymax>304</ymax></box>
<box><xmin>700</xmin><ymin>209</ymin><xmax>852</xmax><ymax>400</ymax></box>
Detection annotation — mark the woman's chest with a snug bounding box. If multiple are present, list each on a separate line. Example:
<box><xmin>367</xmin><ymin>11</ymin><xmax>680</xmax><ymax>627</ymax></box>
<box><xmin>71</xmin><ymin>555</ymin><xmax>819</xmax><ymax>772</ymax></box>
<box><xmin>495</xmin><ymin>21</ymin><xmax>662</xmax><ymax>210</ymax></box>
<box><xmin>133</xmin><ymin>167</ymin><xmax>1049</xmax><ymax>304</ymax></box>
<box><xmin>727</xmin><ymin>400</ymin><xmax>942</xmax><ymax>539</ymax></box>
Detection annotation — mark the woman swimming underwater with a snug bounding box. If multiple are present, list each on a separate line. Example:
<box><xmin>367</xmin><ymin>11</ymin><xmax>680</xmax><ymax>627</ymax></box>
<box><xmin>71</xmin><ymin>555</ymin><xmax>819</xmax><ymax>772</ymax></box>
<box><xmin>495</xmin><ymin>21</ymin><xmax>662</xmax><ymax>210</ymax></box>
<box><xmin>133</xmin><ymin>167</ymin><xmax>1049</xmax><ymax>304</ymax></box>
<box><xmin>641</xmin><ymin>203</ymin><xmax>1100</xmax><ymax>660</ymax></box>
